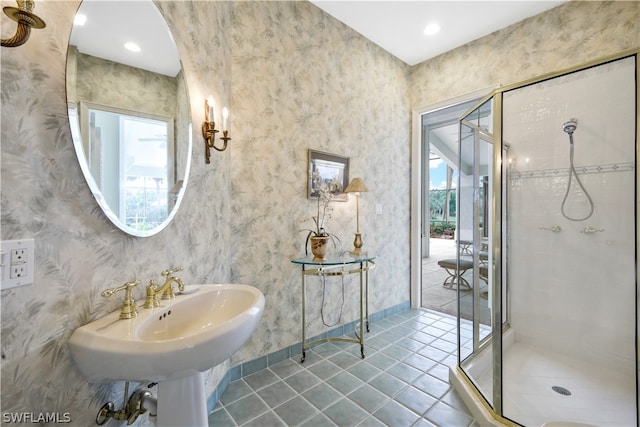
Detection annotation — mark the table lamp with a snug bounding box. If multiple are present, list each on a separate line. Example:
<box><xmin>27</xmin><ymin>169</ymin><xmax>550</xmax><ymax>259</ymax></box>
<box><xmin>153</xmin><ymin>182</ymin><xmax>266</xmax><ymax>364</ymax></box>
<box><xmin>345</xmin><ymin>177</ymin><xmax>369</xmax><ymax>254</ymax></box>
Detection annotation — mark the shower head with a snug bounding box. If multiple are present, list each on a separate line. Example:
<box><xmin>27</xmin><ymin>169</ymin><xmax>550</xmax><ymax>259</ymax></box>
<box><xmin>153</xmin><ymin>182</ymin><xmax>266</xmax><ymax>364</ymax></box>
<box><xmin>562</xmin><ymin>119</ymin><xmax>578</xmax><ymax>135</ymax></box>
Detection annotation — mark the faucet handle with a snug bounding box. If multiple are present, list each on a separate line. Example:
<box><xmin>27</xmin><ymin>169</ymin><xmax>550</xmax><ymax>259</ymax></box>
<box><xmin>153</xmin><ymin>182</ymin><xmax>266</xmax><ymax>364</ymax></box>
<box><xmin>581</xmin><ymin>226</ymin><xmax>605</xmax><ymax>235</ymax></box>
<box><xmin>101</xmin><ymin>280</ymin><xmax>140</xmax><ymax>319</ymax></box>
<box><xmin>143</xmin><ymin>279</ymin><xmax>160</xmax><ymax>309</ymax></box>
<box><xmin>101</xmin><ymin>280</ymin><xmax>139</xmax><ymax>297</ymax></box>
<box><xmin>161</xmin><ymin>266</ymin><xmax>183</xmax><ymax>277</ymax></box>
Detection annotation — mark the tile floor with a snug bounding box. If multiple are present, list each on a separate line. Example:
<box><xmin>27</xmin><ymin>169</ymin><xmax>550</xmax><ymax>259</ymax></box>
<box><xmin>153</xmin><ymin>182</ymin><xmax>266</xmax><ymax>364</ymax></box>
<box><xmin>421</xmin><ymin>239</ymin><xmax>459</xmax><ymax>317</ymax></box>
<box><xmin>208</xmin><ymin>309</ymin><xmax>477</xmax><ymax>426</ymax></box>
<box><xmin>421</xmin><ymin>238</ymin><xmax>490</xmax><ymax>324</ymax></box>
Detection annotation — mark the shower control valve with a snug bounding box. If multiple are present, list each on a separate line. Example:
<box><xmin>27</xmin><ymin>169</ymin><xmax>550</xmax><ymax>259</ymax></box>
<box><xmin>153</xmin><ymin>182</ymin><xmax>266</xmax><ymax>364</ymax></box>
<box><xmin>581</xmin><ymin>226</ymin><xmax>604</xmax><ymax>235</ymax></box>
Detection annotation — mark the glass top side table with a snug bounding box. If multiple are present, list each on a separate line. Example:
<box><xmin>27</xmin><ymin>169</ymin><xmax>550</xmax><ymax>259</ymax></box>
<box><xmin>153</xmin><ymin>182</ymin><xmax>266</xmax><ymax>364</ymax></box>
<box><xmin>291</xmin><ymin>252</ymin><xmax>377</xmax><ymax>363</ymax></box>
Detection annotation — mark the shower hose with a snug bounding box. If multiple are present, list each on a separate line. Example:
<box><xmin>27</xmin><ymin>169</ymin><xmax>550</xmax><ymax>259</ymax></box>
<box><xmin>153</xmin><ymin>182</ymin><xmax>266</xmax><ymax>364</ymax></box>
<box><xmin>560</xmin><ymin>136</ymin><xmax>594</xmax><ymax>221</ymax></box>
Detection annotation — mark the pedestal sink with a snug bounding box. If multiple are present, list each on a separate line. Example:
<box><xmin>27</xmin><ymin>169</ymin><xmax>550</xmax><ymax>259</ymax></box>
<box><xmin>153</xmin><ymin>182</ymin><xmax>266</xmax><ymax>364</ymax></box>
<box><xmin>69</xmin><ymin>284</ymin><xmax>265</xmax><ymax>426</ymax></box>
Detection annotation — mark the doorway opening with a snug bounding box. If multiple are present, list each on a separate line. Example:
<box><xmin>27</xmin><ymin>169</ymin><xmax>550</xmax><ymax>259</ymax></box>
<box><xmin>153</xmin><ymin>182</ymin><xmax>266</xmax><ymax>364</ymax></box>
<box><xmin>419</xmin><ymin>97</ymin><xmax>480</xmax><ymax>317</ymax></box>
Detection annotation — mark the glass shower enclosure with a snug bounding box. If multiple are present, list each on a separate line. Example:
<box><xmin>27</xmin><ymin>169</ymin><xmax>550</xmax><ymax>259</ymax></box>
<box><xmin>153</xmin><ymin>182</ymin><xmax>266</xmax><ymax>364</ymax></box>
<box><xmin>451</xmin><ymin>52</ymin><xmax>638</xmax><ymax>426</ymax></box>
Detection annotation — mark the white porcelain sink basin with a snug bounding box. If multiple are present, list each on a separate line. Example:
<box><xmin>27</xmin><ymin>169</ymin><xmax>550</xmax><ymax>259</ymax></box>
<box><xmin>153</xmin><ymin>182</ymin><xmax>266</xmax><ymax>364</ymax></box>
<box><xmin>69</xmin><ymin>284</ymin><xmax>265</xmax><ymax>383</ymax></box>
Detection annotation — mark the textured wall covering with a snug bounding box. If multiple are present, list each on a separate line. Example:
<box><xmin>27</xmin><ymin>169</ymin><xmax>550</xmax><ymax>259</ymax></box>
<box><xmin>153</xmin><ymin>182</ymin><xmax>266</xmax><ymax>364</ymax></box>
<box><xmin>1</xmin><ymin>0</ymin><xmax>638</xmax><ymax>425</ymax></box>
<box><xmin>1</xmin><ymin>1</ymin><xmax>233</xmax><ymax>425</ymax></box>
<box><xmin>410</xmin><ymin>1</ymin><xmax>640</xmax><ymax>108</ymax></box>
<box><xmin>0</xmin><ymin>0</ymin><xmax>410</xmax><ymax>423</ymax></box>
<box><xmin>71</xmin><ymin>52</ymin><xmax>178</xmax><ymax>118</ymax></box>
<box><xmin>228</xmin><ymin>1</ymin><xmax>411</xmax><ymax>365</ymax></box>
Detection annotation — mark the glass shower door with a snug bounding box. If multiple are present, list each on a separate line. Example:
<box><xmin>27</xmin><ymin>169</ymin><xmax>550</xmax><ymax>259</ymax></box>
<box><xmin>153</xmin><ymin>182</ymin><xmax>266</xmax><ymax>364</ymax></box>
<box><xmin>451</xmin><ymin>52</ymin><xmax>637</xmax><ymax>426</ymax></box>
<box><xmin>501</xmin><ymin>55</ymin><xmax>637</xmax><ymax>426</ymax></box>
<box><xmin>457</xmin><ymin>98</ymin><xmax>495</xmax><ymax>407</ymax></box>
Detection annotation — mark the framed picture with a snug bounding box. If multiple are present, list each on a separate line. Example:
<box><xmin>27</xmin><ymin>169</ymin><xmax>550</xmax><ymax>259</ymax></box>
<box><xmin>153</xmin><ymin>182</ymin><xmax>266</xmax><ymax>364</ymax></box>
<box><xmin>308</xmin><ymin>149</ymin><xmax>350</xmax><ymax>201</ymax></box>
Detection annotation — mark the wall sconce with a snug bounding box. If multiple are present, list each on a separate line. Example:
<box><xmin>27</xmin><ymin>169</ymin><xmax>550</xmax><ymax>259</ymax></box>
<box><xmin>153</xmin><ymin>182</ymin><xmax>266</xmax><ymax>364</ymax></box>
<box><xmin>345</xmin><ymin>177</ymin><xmax>369</xmax><ymax>255</ymax></box>
<box><xmin>1</xmin><ymin>0</ymin><xmax>46</xmax><ymax>48</ymax></box>
<box><xmin>202</xmin><ymin>96</ymin><xmax>231</xmax><ymax>164</ymax></box>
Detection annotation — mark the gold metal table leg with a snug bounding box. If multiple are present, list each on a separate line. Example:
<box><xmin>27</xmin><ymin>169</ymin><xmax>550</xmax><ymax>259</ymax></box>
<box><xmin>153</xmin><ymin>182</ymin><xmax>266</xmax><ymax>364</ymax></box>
<box><xmin>359</xmin><ymin>262</ymin><xmax>365</xmax><ymax>359</ymax></box>
<box><xmin>297</xmin><ymin>260</ymin><xmax>375</xmax><ymax>363</ymax></box>
<box><xmin>301</xmin><ymin>265</ymin><xmax>306</xmax><ymax>363</ymax></box>
<box><xmin>365</xmin><ymin>262</ymin><xmax>370</xmax><ymax>332</ymax></box>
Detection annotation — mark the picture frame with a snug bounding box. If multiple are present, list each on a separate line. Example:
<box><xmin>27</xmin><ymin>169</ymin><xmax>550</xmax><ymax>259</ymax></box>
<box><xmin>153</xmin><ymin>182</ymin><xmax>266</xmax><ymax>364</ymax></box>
<box><xmin>308</xmin><ymin>149</ymin><xmax>350</xmax><ymax>201</ymax></box>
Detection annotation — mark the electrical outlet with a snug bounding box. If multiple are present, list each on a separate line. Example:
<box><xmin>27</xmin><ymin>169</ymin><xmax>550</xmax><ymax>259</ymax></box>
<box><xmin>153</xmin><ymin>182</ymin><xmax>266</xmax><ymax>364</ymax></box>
<box><xmin>11</xmin><ymin>263</ymin><xmax>27</xmax><ymax>279</ymax></box>
<box><xmin>11</xmin><ymin>248</ymin><xmax>26</xmax><ymax>264</ymax></box>
<box><xmin>1</xmin><ymin>239</ymin><xmax>34</xmax><ymax>290</ymax></box>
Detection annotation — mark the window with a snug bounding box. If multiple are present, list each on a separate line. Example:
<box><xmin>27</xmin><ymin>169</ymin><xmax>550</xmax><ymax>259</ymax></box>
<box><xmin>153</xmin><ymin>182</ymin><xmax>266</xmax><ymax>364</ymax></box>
<box><xmin>72</xmin><ymin>102</ymin><xmax>174</xmax><ymax>231</ymax></box>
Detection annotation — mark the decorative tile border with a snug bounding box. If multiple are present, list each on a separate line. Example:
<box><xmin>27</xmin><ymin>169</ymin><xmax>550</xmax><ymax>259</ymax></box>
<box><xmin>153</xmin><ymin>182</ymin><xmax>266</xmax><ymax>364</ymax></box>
<box><xmin>509</xmin><ymin>162</ymin><xmax>635</xmax><ymax>180</ymax></box>
<box><xmin>206</xmin><ymin>300</ymin><xmax>411</xmax><ymax>413</ymax></box>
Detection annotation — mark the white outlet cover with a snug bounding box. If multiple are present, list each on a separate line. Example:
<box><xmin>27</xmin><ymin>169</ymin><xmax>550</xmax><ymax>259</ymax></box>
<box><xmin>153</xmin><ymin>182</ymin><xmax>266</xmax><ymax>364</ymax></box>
<box><xmin>1</xmin><ymin>239</ymin><xmax>35</xmax><ymax>290</ymax></box>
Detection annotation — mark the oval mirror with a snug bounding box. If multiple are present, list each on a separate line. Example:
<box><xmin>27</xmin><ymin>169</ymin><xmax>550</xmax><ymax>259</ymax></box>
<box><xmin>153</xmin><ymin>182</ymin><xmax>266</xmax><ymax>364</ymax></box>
<box><xmin>66</xmin><ymin>0</ymin><xmax>192</xmax><ymax>237</ymax></box>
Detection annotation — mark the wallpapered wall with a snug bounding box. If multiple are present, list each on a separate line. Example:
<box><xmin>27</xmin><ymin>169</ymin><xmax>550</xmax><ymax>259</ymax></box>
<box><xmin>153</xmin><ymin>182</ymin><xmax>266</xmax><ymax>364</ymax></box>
<box><xmin>409</xmin><ymin>1</ymin><xmax>640</xmax><ymax>108</ymax></box>
<box><xmin>1</xmin><ymin>0</ymin><xmax>638</xmax><ymax>424</ymax></box>
<box><xmin>228</xmin><ymin>1</ymin><xmax>411</xmax><ymax>364</ymax></box>
<box><xmin>0</xmin><ymin>0</ymin><xmax>409</xmax><ymax>424</ymax></box>
<box><xmin>70</xmin><ymin>50</ymin><xmax>178</xmax><ymax>118</ymax></box>
<box><xmin>1</xmin><ymin>1</ymin><xmax>234</xmax><ymax>425</ymax></box>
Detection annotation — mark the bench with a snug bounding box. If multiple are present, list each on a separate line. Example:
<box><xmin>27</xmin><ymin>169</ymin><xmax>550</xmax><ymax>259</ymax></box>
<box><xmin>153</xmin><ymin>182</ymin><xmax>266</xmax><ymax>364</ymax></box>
<box><xmin>437</xmin><ymin>258</ymin><xmax>473</xmax><ymax>289</ymax></box>
<box><xmin>459</xmin><ymin>240</ymin><xmax>472</xmax><ymax>255</ymax></box>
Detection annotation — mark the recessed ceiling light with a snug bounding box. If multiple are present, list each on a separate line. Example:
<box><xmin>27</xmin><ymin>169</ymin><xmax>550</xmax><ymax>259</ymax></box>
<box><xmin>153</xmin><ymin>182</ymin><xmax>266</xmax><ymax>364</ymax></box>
<box><xmin>74</xmin><ymin>14</ymin><xmax>87</xmax><ymax>26</ymax></box>
<box><xmin>424</xmin><ymin>23</ymin><xmax>441</xmax><ymax>36</ymax></box>
<box><xmin>124</xmin><ymin>42</ymin><xmax>141</xmax><ymax>53</ymax></box>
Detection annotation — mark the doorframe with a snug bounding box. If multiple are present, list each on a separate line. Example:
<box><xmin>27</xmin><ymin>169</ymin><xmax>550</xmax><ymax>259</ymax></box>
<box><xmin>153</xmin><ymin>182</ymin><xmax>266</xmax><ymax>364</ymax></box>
<box><xmin>410</xmin><ymin>87</ymin><xmax>498</xmax><ymax>309</ymax></box>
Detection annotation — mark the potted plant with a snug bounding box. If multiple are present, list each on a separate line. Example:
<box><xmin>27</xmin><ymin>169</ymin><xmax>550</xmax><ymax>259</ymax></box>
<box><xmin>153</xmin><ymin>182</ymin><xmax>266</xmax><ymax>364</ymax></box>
<box><xmin>443</xmin><ymin>222</ymin><xmax>456</xmax><ymax>239</ymax></box>
<box><xmin>302</xmin><ymin>176</ymin><xmax>340</xmax><ymax>260</ymax></box>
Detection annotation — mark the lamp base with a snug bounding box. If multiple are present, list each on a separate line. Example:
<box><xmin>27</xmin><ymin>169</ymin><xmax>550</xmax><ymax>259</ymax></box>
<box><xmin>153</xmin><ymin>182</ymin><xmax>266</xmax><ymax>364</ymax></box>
<box><xmin>350</xmin><ymin>233</ymin><xmax>363</xmax><ymax>255</ymax></box>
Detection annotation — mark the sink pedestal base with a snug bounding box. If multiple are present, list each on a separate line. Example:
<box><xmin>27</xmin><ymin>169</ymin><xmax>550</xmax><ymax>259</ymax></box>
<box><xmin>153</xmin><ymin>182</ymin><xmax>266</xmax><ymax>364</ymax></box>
<box><xmin>157</xmin><ymin>373</ymin><xmax>208</xmax><ymax>427</ymax></box>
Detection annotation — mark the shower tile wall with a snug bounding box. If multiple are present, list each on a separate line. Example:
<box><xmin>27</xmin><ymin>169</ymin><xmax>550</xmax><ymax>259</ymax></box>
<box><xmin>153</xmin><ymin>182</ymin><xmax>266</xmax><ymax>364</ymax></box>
<box><xmin>502</xmin><ymin>57</ymin><xmax>636</xmax><ymax>373</ymax></box>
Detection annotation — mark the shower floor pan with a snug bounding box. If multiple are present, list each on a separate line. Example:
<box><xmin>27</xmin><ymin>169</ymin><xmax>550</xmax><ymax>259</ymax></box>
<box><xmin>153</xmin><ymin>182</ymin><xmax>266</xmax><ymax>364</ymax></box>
<box><xmin>454</xmin><ymin>330</ymin><xmax>635</xmax><ymax>426</ymax></box>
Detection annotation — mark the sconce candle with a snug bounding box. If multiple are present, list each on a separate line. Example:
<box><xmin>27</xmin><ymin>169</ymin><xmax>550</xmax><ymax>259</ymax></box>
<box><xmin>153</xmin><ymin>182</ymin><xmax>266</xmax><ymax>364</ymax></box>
<box><xmin>222</xmin><ymin>107</ymin><xmax>229</xmax><ymax>130</ymax></box>
<box><xmin>206</xmin><ymin>96</ymin><xmax>215</xmax><ymax>123</ymax></box>
<box><xmin>202</xmin><ymin>97</ymin><xmax>231</xmax><ymax>163</ymax></box>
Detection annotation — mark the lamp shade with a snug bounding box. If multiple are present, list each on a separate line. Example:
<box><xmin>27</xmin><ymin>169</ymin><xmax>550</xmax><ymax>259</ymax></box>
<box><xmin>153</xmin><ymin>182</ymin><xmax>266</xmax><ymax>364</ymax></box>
<box><xmin>345</xmin><ymin>177</ymin><xmax>368</xmax><ymax>193</ymax></box>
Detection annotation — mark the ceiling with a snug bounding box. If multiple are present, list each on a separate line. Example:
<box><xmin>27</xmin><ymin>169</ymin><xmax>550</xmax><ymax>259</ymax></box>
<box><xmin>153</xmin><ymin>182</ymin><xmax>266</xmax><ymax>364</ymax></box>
<box><xmin>310</xmin><ymin>1</ymin><xmax>565</xmax><ymax>66</ymax></box>
<box><xmin>69</xmin><ymin>1</ymin><xmax>565</xmax><ymax>77</ymax></box>
<box><xmin>69</xmin><ymin>0</ymin><xmax>180</xmax><ymax>77</ymax></box>
<box><xmin>308</xmin><ymin>1</ymin><xmax>565</xmax><ymax>176</ymax></box>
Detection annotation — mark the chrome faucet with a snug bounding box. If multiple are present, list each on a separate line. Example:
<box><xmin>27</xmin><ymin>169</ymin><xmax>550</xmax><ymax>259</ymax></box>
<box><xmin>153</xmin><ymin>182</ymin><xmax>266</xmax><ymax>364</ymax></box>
<box><xmin>143</xmin><ymin>266</ymin><xmax>184</xmax><ymax>309</ymax></box>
